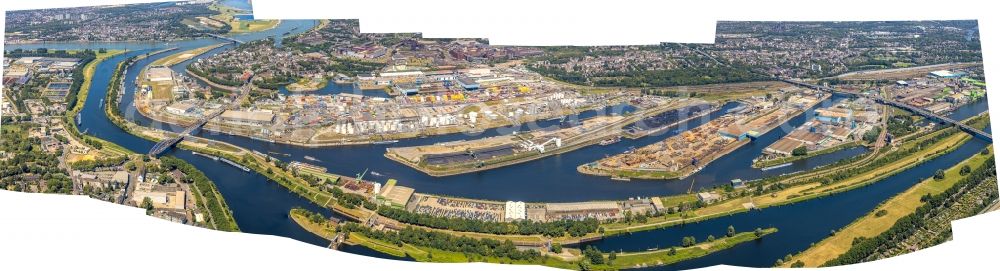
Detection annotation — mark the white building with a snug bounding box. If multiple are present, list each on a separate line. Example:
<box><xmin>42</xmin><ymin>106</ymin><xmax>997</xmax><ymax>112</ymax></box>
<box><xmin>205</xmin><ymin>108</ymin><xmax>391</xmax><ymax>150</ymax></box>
<box><xmin>504</xmin><ymin>201</ymin><xmax>526</xmax><ymax>221</ymax></box>
<box><xmin>219</xmin><ymin>110</ymin><xmax>275</xmax><ymax>126</ymax></box>
<box><xmin>146</xmin><ymin>67</ymin><xmax>173</xmax><ymax>82</ymax></box>
<box><xmin>165</xmin><ymin>103</ymin><xmax>196</xmax><ymax>116</ymax></box>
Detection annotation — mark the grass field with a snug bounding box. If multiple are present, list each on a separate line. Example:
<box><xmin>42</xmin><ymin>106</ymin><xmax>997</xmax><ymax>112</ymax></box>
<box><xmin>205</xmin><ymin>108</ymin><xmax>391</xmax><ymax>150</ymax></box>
<box><xmin>209</xmin><ymin>3</ymin><xmax>279</xmax><ymax>34</ymax></box>
<box><xmin>149</xmin><ymin>81</ymin><xmax>175</xmax><ymax>100</ymax></box>
<box><xmin>784</xmin><ymin>145</ymin><xmax>993</xmax><ymax>267</ymax></box>
<box><xmin>802</xmin><ymin>131</ymin><xmax>970</xmax><ymax>196</ymax></box>
<box><xmin>289</xmin><ymin>208</ymin><xmax>338</xmax><ymax>240</ymax></box>
<box><xmin>611</xmin><ymin>228</ymin><xmax>777</xmax><ymax>269</ymax></box>
<box><xmin>753</xmin><ymin>141</ymin><xmax>862</xmax><ymax>168</ymax></box>
<box><xmin>151</xmin><ymin>44</ymin><xmax>224</xmax><ymax>67</ymax></box>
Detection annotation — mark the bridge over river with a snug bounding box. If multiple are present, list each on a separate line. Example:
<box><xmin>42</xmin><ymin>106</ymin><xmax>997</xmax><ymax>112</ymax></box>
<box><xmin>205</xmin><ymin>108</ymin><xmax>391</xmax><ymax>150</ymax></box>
<box><xmin>148</xmin><ymin>82</ymin><xmax>252</xmax><ymax>156</ymax></box>
<box><xmin>779</xmin><ymin>78</ymin><xmax>992</xmax><ymax>141</ymax></box>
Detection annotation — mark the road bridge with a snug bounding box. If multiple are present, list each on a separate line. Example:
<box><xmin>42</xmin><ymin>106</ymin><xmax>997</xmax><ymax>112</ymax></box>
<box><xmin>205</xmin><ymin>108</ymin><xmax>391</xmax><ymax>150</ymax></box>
<box><xmin>148</xmin><ymin>82</ymin><xmax>252</xmax><ymax>156</ymax></box>
<box><xmin>205</xmin><ymin>33</ymin><xmax>244</xmax><ymax>44</ymax></box>
<box><xmin>779</xmin><ymin>78</ymin><xmax>991</xmax><ymax>141</ymax></box>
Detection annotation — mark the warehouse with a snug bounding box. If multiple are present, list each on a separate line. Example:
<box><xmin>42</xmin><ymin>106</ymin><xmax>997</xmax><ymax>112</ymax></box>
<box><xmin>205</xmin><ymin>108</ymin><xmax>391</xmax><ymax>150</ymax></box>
<box><xmin>764</xmin><ymin>138</ymin><xmax>804</xmax><ymax>156</ymax></box>
<box><xmin>457</xmin><ymin>76</ymin><xmax>480</xmax><ymax>90</ymax></box>
<box><xmin>219</xmin><ymin>110</ymin><xmax>275</xmax><ymax>126</ymax></box>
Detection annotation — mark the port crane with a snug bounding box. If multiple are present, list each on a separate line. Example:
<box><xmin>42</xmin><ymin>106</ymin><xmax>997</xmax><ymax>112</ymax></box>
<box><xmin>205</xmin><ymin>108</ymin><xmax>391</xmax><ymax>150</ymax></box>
<box><xmin>356</xmin><ymin>168</ymin><xmax>369</xmax><ymax>181</ymax></box>
<box><xmin>520</xmin><ymin>137</ymin><xmax>562</xmax><ymax>153</ymax></box>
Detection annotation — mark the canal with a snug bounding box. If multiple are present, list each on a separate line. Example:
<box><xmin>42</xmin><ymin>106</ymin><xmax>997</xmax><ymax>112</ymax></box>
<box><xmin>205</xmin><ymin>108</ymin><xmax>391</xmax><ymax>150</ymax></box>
<box><xmin>6</xmin><ymin>13</ymin><xmax>992</xmax><ymax>267</ymax></box>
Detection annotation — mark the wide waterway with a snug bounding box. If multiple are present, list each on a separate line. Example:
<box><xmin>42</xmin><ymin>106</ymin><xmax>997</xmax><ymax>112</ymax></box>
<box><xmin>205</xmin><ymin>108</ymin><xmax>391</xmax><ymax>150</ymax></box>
<box><xmin>609</xmin><ymin>124</ymin><xmax>991</xmax><ymax>269</ymax></box>
<box><xmin>7</xmin><ymin>16</ymin><xmax>992</xmax><ymax>268</ymax></box>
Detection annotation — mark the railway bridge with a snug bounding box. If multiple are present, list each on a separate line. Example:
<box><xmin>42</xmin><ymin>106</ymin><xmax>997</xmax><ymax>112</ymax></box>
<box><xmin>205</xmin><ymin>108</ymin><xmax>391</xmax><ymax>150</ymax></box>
<box><xmin>205</xmin><ymin>33</ymin><xmax>244</xmax><ymax>44</ymax></box>
<box><xmin>148</xmin><ymin>82</ymin><xmax>252</xmax><ymax>156</ymax></box>
<box><xmin>779</xmin><ymin>78</ymin><xmax>991</xmax><ymax>141</ymax></box>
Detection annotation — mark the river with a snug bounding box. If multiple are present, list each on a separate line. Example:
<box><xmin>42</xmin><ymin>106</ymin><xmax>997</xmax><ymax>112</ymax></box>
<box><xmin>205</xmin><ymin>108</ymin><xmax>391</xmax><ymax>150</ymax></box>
<box><xmin>5</xmin><ymin>14</ymin><xmax>992</xmax><ymax>268</ymax></box>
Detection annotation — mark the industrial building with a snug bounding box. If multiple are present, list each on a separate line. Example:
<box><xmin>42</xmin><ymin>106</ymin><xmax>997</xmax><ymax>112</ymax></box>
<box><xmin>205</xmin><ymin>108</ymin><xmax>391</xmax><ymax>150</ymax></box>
<box><xmin>504</xmin><ymin>201</ymin><xmax>526</xmax><ymax>221</ymax></box>
<box><xmin>219</xmin><ymin>110</ymin><xmax>275</xmax><ymax>126</ymax></box>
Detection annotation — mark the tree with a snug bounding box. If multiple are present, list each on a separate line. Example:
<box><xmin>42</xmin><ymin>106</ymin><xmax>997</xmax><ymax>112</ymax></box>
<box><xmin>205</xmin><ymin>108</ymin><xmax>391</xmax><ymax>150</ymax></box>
<box><xmin>960</xmin><ymin>165</ymin><xmax>971</xmax><ymax>176</ymax></box>
<box><xmin>158</xmin><ymin>175</ymin><xmax>174</xmax><ymax>185</ymax></box>
<box><xmin>754</xmin><ymin>228</ymin><xmax>764</xmax><ymax>238</ymax></box>
<box><xmin>582</xmin><ymin>246</ymin><xmax>604</xmax><ymax>264</ymax></box>
<box><xmin>934</xmin><ymin>169</ymin><xmax>945</xmax><ymax>180</ymax></box>
<box><xmin>551</xmin><ymin>243</ymin><xmax>562</xmax><ymax>253</ymax></box>
<box><xmin>792</xmin><ymin>146</ymin><xmax>808</xmax><ymax>156</ymax></box>
<box><xmin>707</xmin><ymin>235</ymin><xmax>716</xmax><ymax>242</ymax></box>
<box><xmin>608</xmin><ymin>251</ymin><xmax>617</xmax><ymax>262</ymax></box>
<box><xmin>681</xmin><ymin>236</ymin><xmax>696</xmax><ymax>247</ymax></box>
<box><xmin>141</xmin><ymin>197</ymin><xmax>154</xmax><ymax>212</ymax></box>
<box><xmin>791</xmin><ymin>260</ymin><xmax>805</xmax><ymax>268</ymax></box>
<box><xmin>727</xmin><ymin>225</ymin><xmax>736</xmax><ymax>237</ymax></box>
<box><xmin>667</xmin><ymin>247</ymin><xmax>677</xmax><ymax>256</ymax></box>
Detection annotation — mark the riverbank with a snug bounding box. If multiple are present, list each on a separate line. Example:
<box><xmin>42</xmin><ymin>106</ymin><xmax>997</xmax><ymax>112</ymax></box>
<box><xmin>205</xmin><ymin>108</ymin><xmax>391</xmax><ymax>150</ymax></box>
<box><xmin>622</xmin><ymin>103</ymin><xmax>720</xmax><ymax>139</ymax></box>
<box><xmin>577</xmin><ymin>138</ymin><xmax>751</xmax><ymax>180</ymax></box>
<box><xmin>289</xmin><ymin>208</ymin><xmax>338</xmax><ymax>240</ymax></box>
<box><xmin>143</xmin><ymin>91</ymin><xmax>635</xmax><ymax>148</ymax></box>
<box><xmin>161</xmin><ymin>156</ymin><xmax>241</xmax><ymax>231</ymax></box>
<box><xmin>783</xmin><ymin>144</ymin><xmax>994</xmax><ymax>267</ymax></box>
<box><xmin>64</xmin><ymin>49</ymin><xmax>132</xmax><ymax>155</ymax></box>
<box><xmin>184</xmin><ymin>68</ymin><xmax>240</xmax><ymax>91</ymax></box>
<box><xmin>597</xmin><ymin>115</ymin><xmax>984</xmax><ymax>236</ymax></box>
<box><xmin>44</xmin><ymin>21</ymin><xmax>989</xmax><ymax>269</ymax></box>
<box><xmin>578</xmin><ymin>93</ymin><xmax>830</xmax><ymax>180</ymax></box>
<box><xmin>384</xmin><ymin>102</ymin><xmax>693</xmax><ymax>177</ymax></box>
<box><xmin>337</xmin><ymin>220</ymin><xmax>777</xmax><ymax>270</ymax></box>
<box><xmin>75</xmin><ymin>49</ymin><xmax>240</xmax><ymax>231</ymax></box>
<box><xmin>609</xmin><ymin>228</ymin><xmax>777</xmax><ymax>269</ymax></box>
<box><xmin>753</xmin><ymin>141</ymin><xmax>863</xmax><ymax>169</ymax></box>
<box><xmin>285</xmin><ymin>77</ymin><xmax>329</xmax><ymax>91</ymax></box>
<box><xmin>110</xmin><ymin>47</ymin><xmax>986</xmax><ymax>247</ymax></box>
<box><xmin>150</xmin><ymin>43</ymin><xmax>225</xmax><ymax>67</ymax></box>
<box><xmin>111</xmin><ymin>45</ymin><xmax>987</xmax><ymax>250</ymax></box>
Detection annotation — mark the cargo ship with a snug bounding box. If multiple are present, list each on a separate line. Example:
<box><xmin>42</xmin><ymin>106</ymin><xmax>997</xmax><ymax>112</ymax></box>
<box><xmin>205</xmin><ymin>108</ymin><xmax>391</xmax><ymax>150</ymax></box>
<box><xmin>610</xmin><ymin>176</ymin><xmax>631</xmax><ymax>181</ymax></box>
<box><xmin>598</xmin><ymin>136</ymin><xmax>622</xmax><ymax>146</ymax></box>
